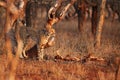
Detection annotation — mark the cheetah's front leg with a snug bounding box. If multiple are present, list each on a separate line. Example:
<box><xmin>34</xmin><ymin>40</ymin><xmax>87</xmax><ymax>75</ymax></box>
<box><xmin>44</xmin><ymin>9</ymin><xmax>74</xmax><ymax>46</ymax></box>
<box><xmin>37</xmin><ymin>32</ymin><xmax>55</xmax><ymax>60</ymax></box>
<box><xmin>37</xmin><ymin>45</ymin><xmax>44</xmax><ymax>60</ymax></box>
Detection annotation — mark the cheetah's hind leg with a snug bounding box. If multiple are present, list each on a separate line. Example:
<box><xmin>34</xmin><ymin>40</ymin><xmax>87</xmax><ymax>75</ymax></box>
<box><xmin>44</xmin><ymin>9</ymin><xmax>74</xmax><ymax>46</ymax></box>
<box><xmin>20</xmin><ymin>37</ymin><xmax>37</xmax><ymax>58</ymax></box>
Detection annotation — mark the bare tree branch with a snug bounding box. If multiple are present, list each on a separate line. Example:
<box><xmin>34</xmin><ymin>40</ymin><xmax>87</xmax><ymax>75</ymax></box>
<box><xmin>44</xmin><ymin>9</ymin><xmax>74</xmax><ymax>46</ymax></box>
<box><xmin>47</xmin><ymin>0</ymin><xmax>76</xmax><ymax>33</ymax></box>
<box><xmin>37</xmin><ymin>0</ymin><xmax>77</xmax><ymax>60</ymax></box>
<box><xmin>48</xmin><ymin>0</ymin><xmax>62</xmax><ymax>19</ymax></box>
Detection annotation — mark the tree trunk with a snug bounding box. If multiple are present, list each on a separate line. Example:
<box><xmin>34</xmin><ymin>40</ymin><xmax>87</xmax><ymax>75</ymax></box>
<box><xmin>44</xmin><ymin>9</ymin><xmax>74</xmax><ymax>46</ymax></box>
<box><xmin>91</xmin><ymin>6</ymin><xmax>98</xmax><ymax>37</ymax></box>
<box><xmin>0</xmin><ymin>0</ymin><xmax>26</xmax><ymax>80</ymax></box>
<box><xmin>77</xmin><ymin>0</ymin><xmax>86</xmax><ymax>34</ymax></box>
<box><xmin>95</xmin><ymin>0</ymin><xmax>106</xmax><ymax>48</ymax></box>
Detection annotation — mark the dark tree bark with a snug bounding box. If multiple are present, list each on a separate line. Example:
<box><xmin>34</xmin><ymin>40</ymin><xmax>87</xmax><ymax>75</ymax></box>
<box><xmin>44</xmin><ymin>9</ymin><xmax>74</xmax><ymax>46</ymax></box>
<box><xmin>77</xmin><ymin>0</ymin><xmax>86</xmax><ymax>34</ymax></box>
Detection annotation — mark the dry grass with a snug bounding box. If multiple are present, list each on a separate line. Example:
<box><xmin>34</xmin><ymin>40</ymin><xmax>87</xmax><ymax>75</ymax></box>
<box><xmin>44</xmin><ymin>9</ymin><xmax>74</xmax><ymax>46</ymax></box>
<box><xmin>0</xmin><ymin>18</ymin><xmax>120</xmax><ymax>80</ymax></box>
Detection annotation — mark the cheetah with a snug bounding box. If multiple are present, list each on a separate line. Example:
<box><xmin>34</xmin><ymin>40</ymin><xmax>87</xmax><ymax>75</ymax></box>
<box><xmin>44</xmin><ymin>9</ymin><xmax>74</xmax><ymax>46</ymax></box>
<box><xmin>20</xmin><ymin>27</ymin><xmax>55</xmax><ymax>60</ymax></box>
